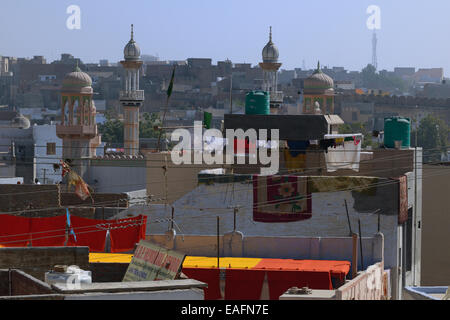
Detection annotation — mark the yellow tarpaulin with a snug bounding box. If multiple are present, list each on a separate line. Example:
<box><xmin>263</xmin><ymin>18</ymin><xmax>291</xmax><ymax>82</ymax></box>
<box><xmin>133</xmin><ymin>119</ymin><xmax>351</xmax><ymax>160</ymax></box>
<box><xmin>89</xmin><ymin>253</ymin><xmax>262</xmax><ymax>269</ymax></box>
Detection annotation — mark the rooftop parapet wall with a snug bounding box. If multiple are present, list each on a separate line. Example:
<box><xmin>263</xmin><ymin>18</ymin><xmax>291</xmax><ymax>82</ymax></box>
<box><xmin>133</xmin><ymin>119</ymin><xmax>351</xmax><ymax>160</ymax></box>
<box><xmin>61</xmin><ymin>192</ymin><xmax>129</xmax><ymax>208</ymax></box>
<box><xmin>0</xmin><ymin>184</ymin><xmax>60</xmax><ymax>214</ymax></box>
<box><xmin>0</xmin><ymin>247</ymin><xmax>89</xmax><ymax>281</ymax></box>
<box><xmin>146</xmin><ymin>232</ymin><xmax>384</xmax><ymax>272</ymax></box>
<box><xmin>336</xmin><ymin>94</ymin><xmax>450</xmax><ymax>109</ymax></box>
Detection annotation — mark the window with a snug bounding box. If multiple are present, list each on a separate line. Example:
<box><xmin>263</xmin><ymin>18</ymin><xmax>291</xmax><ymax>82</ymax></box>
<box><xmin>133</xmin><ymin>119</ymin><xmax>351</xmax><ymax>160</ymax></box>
<box><xmin>46</xmin><ymin>143</ymin><xmax>56</xmax><ymax>155</ymax></box>
<box><xmin>352</xmin><ymin>111</ymin><xmax>358</xmax><ymax>121</ymax></box>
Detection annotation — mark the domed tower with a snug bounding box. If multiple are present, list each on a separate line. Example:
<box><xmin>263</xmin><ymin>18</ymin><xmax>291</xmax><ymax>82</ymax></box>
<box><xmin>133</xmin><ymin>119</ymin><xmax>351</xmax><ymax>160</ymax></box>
<box><xmin>302</xmin><ymin>62</ymin><xmax>335</xmax><ymax>114</ymax></box>
<box><xmin>120</xmin><ymin>24</ymin><xmax>144</xmax><ymax>156</ymax></box>
<box><xmin>259</xmin><ymin>26</ymin><xmax>283</xmax><ymax>113</ymax></box>
<box><xmin>57</xmin><ymin>64</ymin><xmax>100</xmax><ymax>178</ymax></box>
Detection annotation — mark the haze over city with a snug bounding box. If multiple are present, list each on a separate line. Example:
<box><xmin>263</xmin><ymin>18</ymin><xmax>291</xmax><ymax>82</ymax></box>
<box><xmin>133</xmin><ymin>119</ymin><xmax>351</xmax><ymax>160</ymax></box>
<box><xmin>1</xmin><ymin>0</ymin><xmax>450</xmax><ymax>74</ymax></box>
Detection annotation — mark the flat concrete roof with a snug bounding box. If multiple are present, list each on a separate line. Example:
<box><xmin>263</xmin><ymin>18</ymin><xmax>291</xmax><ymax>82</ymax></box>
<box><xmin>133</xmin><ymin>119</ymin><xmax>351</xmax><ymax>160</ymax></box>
<box><xmin>223</xmin><ymin>114</ymin><xmax>343</xmax><ymax>140</ymax></box>
<box><xmin>51</xmin><ymin>279</ymin><xmax>207</xmax><ymax>295</ymax></box>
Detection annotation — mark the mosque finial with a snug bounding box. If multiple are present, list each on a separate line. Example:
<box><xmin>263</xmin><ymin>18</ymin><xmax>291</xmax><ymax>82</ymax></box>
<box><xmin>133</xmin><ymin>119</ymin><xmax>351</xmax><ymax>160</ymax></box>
<box><xmin>74</xmin><ymin>60</ymin><xmax>81</xmax><ymax>72</ymax></box>
<box><xmin>131</xmin><ymin>24</ymin><xmax>134</xmax><ymax>41</ymax></box>
<box><xmin>269</xmin><ymin>26</ymin><xmax>272</xmax><ymax>42</ymax></box>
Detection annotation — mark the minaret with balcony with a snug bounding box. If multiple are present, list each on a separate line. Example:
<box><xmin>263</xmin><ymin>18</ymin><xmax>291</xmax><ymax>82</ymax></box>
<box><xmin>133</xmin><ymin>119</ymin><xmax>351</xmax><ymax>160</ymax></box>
<box><xmin>120</xmin><ymin>24</ymin><xmax>144</xmax><ymax>156</ymax></box>
<box><xmin>259</xmin><ymin>26</ymin><xmax>283</xmax><ymax>113</ymax></box>
<box><xmin>57</xmin><ymin>64</ymin><xmax>100</xmax><ymax>178</ymax></box>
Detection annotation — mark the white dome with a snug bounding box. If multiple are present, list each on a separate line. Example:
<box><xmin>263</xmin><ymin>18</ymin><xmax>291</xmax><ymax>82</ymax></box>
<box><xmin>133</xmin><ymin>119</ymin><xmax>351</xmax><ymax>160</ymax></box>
<box><xmin>124</xmin><ymin>24</ymin><xmax>141</xmax><ymax>60</ymax></box>
<box><xmin>262</xmin><ymin>27</ymin><xmax>279</xmax><ymax>63</ymax></box>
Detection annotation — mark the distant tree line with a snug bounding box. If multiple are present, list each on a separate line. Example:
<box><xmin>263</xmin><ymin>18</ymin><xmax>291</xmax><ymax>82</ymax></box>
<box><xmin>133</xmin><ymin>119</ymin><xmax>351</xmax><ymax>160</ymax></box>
<box><xmin>98</xmin><ymin>111</ymin><xmax>162</xmax><ymax>144</ymax></box>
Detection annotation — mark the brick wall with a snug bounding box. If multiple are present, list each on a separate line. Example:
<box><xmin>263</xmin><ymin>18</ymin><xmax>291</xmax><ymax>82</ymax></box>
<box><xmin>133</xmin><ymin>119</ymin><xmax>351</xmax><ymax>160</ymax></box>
<box><xmin>0</xmin><ymin>247</ymin><xmax>89</xmax><ymax>281</ymax></box>
<box><xmin>0</xmin><ymin>185</ymin><xmax>60</xmax><ymax>216</ymax></box>
<box><xmin>10</xmin><ymin>269</ymin><xmax>53</xmax><ymax>296</ymax></box>
<box><xmin>61</xmin><ymin>193</ymin><xmax>128</xmax><ymax>208</ymax></box>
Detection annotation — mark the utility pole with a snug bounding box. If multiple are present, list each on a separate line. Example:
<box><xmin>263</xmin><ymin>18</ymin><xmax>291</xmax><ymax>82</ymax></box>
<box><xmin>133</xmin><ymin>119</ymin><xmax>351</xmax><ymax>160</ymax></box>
<box><xmin>42</xmin><ymin>168</ymin><xmax>47</xmax><ymax>184</ymax></box>
<box><xmin>229</xmin><ymin>73</ymin><xmax>233</xmax><ymax>114</ymax></box>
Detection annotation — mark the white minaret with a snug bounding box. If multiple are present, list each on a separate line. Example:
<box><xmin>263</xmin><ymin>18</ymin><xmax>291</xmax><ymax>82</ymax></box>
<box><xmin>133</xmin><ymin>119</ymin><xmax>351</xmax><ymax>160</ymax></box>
<box><xmin>259</xmin><ymin>26</ymin><xmax>283</xmax><ymax>112</ymax></box>
<box><xmin>120</xmin><ymin>24</ymin><xmax>144</xmax><ymax>156</ymax></box>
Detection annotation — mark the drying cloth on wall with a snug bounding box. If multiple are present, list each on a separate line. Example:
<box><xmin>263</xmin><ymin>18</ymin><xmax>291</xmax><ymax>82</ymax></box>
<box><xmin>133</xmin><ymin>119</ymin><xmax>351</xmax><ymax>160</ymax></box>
<box><xmin>283</xmin><ymin>149</ymin><xmax>306</xmax><ymax>170</ymax></box>
<box><xmin>109</xmin><ymin>215</ymin><xmax>147</xmax><ymax>253</ymax></box>
<box><xmin>266</xmin><ymin>270</ymin><xmax>332</xmax><ymax>299</ymax></box>
<box><xmin>286</xmin><ymin>140</ymin><xmax>310</xmax><ymax>157</ymax></box>
<box><xmin>233</xmin><ymin>138</ymin><xmax>256</xmax><ymax>154</ymax></box>
<box><xmin>67</xmin><ymin>215</ymin><xmax>107</xmax><ymax>252</ymax></box>
<box><xmin>30</xmin><ymin>215</ymin><xmax>66</xmax><ymax>247</ymax></box>
<box><xmin>0</xmin><ymin>215</ymin><xmax>31</xmax><ymax>247</ymax></box>
<box><xmin>225</xmin><ymin>269</ymin><xmax>266</xmax><ymax>300</ymax></box>
<box><xmin>182</xmin><ymin>268</ymin><xmax>222</xmax><ymax>300</ymax></box>
<box><xmin>395</xmin><ymin>176</ymin><xmax>408</xmax><ymax>224</ymax></box>
<box><xmin>324</xmin><ymin>134</ymin><xmax>362</xmax><ymax>172</ymax></box>
<box><xmin>308</xmin><ymin>176</ymin><xmax>379</xmax><ymax>196</ymax></box>
<box><xmin>253</xmin><ymin>175</ymin><xmax>311</xmax><ymax>223</ymax></box>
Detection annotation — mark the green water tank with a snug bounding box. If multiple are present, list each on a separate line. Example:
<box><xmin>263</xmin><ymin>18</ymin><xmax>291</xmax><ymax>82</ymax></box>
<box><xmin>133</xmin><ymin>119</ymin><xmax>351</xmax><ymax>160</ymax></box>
<box><xmin>245</xmin><ymin>91</ymin><xmax>270</xmax><ymax>115</ymax></box>
<box><xmin>384</xmin><ymin>116</ymin><xmax>411</xmax><ymax>148</ymax></box>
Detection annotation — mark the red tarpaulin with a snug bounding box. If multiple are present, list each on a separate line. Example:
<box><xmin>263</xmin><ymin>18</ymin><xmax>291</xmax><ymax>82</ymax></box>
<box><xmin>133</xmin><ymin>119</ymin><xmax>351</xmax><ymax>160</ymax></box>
<box><xmin>67</xmin><ymin>215</ymin><xmax>107</xmax><ymax>252</ymax></box>
<box><xmin>30</xmin><ymin>215</ymin><xmax>66</xmax><ymax>247</ymax></box>
<box><xmin>182</xmin><ymin>268</ymin><xmax>222</xmax><ymax>300</ymax></box>
<box><xmin>254</xmin><ymin>259</ymin><xmax>350</xmax><ymax>283</ymax></box>
<box><xmin>0</xmin><ymin>215</ymin><xmax>31</xmax><ymax>247</ymax></box>
<box><xmin>109</xmin><ymin>215</ymin><xmax>147</xmax><ymax>253</ymax></box>
<box><xmin>225</xmin><ymin>269</ymin><xmax>266</xmax><ymax>300</ymax></box>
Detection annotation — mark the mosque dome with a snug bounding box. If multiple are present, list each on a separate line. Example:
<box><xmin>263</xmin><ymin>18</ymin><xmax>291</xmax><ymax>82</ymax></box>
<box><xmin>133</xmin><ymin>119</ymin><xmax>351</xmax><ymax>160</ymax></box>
<box><xmin>304</xmin><ymin>62</ymin><xmax>334</xmax><ymax>92</ymax></box>
<box><xmin>262</xmin><ymin>27</ymin><xmax>279</xmax><ymax>63</ymax></box>
<box><xmin>61</xmin><ymin>65</ymin><xmax>93</xmax><ymax>93</ymax></box>
<box><xmin>124</xmin><ymin>24</ymin><xmax>141</xmax><ymax>61</ymax></box>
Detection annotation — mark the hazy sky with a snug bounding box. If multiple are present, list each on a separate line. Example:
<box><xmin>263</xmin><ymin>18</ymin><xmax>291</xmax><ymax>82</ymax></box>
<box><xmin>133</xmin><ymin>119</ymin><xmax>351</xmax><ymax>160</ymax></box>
<box><xmin>1</xmin><ymin>0</ymin><xmax>450</xmax><ymax>74</ymax></box>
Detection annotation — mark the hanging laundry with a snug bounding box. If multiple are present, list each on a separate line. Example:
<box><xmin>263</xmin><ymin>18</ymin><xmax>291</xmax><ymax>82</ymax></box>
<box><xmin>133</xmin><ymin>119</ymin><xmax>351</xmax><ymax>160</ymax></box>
<box><xmin>394</xmin><ymin>176</ymin><xmax>408</xmax><ymax>224</ymax></box>
<box><xmin>30</xmin><ymin>215</ymin><xmax>66</xmax><ymax>247</ymax></box>
<box><xmin>61</xmin><ymin>160</ymin><xmax>93</xmax><ymax>202</ymax></box>
<box><xmin>182</xmin><ymin>268</ymin><xmax>222</xmax><ymax>300</ymax></box>
<box><xmin>284</xmin><ymin>150</ymin><xmax>306</xmax><ymax>171</ymax></box>
<box><xmin>109</xmin><ymin>215</ymin><xmax>147</xmax><ymax>253</ymax></box>
<box><xmin>66</xmin><ymin>209</ymin><xmax>77</xmax><ymax>242</ymax></box>
<box><xmin>323</xmin><ymin>134</ymin><xmax>362</xmax><ymax>172</ymax></box>
<box><xmin>308</xmin><ymin>176</ymin><xmax>379</xmax><ymax>196</ymax></box>
<box><xmin>67</xmin><ymin>215</ymin><xmax>108</xmax><ymax>252</ymax></box>
<box><xmin>234</xmin><ymin>138</ymin><xmax>256</xmax><ymax>154</ymax></box>
<box><xmin>286</xmin><ymin>140</ymin><xmax>310</xmax><ymax>157</ymax></box>
<box><xmin>319</xmin><ymin>139</ymin><xmax>336</xmax><ymax>152</ymax></box>
<box><xmin>225</xmin><ymin>269</ymin><xmax>266</xmax><ymax>300</ymax></box>
<box><xmin>0</xmin><ymin>215</ymin><xmax>31</xmax><ymax>247</ymax></box>
<box><xmin>253</xmin><ymin>175</ymin><xmax>311</xmax><ymax>223</ymax></box>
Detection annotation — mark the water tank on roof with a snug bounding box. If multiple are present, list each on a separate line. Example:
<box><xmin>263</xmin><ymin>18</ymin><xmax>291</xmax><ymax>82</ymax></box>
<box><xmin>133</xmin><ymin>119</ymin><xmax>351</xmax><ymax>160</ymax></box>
<box><xmin>245</xmin><ymin>91</ymin><xmax>270</xmax><ymax>115</ymax></box>
<box><xmin>384</xmin><ymin>116</ymin><xmax>411</xmax><ymax>148</ymax></box>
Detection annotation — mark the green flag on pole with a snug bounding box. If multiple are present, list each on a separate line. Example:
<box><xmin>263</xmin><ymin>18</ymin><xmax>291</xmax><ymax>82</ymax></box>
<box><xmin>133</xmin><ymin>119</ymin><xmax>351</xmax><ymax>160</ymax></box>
<box><xmin>167</xmin><ymin>66</ymin><xmax>176</xmax><ymax>98</ymax></box>
<box><xmin>203</xmin><ymin>111</ymin><xmax>212</xmax><ymax>129</ymax></box>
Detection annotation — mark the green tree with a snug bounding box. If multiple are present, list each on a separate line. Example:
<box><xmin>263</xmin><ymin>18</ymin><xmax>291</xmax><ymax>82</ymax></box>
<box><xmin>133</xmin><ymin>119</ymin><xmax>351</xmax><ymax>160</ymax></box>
<box><xmin>98</xmin><ymin>112</ymin><xmax>164</xmax><ymax>144</ymax></box>
<box><xmin>360</xmin><ymin>64</ymin><xmax>407</xmax><ymax>92</ymax></box>
<box><xmin>412</xmin><ymin>114</ymin><xmax>448</xmax><ymax>162</ymax></box>
<box><xmin>139</xmin><ymin>112</ymin><xmax>162</xmax><ymax>139</ymax></box>
<box><xmin>338</xmin><ymin>122</ymin><xmax>379</xmax><ymax>148</ymax></box>
<box><xmin>98</xmin><ymin>118</ymin><xmax>123</xmax><ymax>144</ymax></box>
